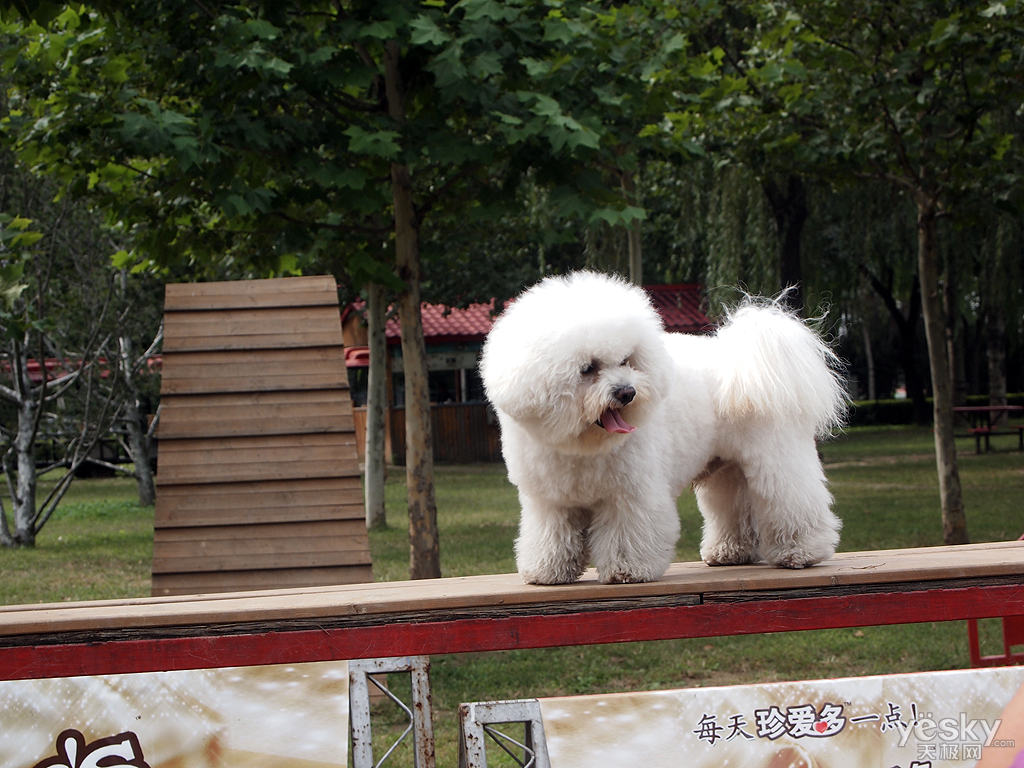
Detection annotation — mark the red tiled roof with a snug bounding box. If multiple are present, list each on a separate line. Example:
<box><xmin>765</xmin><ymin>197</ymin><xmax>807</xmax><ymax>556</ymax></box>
<box><xmin>385</xmin><ymin>300</ymin><xmax>499</xmax><ymax>343</ymax></box>
<box><xmin>646</xmin><ymin>284</ymin><xmax>712</xmax><ymax>334</ymax></box>
<box><xmin>344</xmin><ymin>284</ymin><xmax>709</xmax><ymax>343</ymax></box>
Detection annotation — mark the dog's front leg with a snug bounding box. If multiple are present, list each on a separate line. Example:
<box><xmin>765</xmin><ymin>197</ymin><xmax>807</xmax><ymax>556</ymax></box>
<box><xmin>589</xmin><ymin>495</ymin><xmax>679</xmax><ymax>584</ymax></box>
<box><xmin>515</xmin><ymin>496</ymin><xmax>591</xmax><ymax>585</ymax></box>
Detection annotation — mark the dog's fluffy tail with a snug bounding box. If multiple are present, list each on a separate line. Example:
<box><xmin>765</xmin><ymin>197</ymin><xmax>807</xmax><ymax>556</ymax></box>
<box><xmin>713</xmin><ymin>299</ymin><xmax>847</xmax><ymax>436</ymax></box>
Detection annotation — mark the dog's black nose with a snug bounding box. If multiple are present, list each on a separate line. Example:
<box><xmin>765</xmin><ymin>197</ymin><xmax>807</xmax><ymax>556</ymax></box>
<box><xmin>614</xmin><ymin>386</ymin><xmax>636</xmax><ymax>405</ymax></box>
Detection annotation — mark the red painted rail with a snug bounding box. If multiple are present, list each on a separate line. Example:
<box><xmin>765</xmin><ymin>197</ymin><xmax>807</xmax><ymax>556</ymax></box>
<box><xmin>0</xmin><ymin>542</ymin><xmax>1022</xmax><ymax>681</ymax></box>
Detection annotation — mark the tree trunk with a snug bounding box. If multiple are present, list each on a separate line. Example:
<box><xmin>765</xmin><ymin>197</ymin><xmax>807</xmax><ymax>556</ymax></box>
<box><xmin>12</xmin><ymin>391</ymin><xmax>38</xmax><ymax>546</ymax></box>
<box><xmin>986</xmin><ymin>217</ymin><xmax>1010</xmax><ymax>426</ymax></box>
<box><xmin>862</xmin><ymin>268</ymin><xmax>929</xmax><ymax>424</ymax></box>
<box><xmin>916</xmin><ymin>198</ymin><xmax>968</xmax><ymax>545</ymax></box>
<box><xmin>385</xmin><ymin>39</ymin><xmax>441</xmax><ymax>579</ymax></box>
<box><xmin>944</xmin><ymin>247</ymin><xmax>968</xmax><ymax>410</ymax></box>
<box><xmin>861</xmin><ymin>321</ymin><xmax>876</xmax><ymax>401</ymax></box>
<box><xmin>118</xmin><ymin>333</ymin><xmax>155</xmax><ymax>506</ymax></box>
<box><xmin>619</xmin><ymin>166</ymin><xmax>643</xmax><ymax>286</ymax></box>
<box><xmin>115</xmin><ymin>272</ymin><xmax>156</xmax><ymax>506</ymax></box>
<box><xmin>364</xmin><ymin>281</ymin><xmax>388</xmax><ymax>530</ymax></box>
<box><xmin>123</xmin><ymin>397</ymin><xmax>155</xmax><ymax>506</ymax></box>
<box><xmin>988</xmin><ymin>308</ymin><xmax>1008</xmax><ymax>426</ymax></box>
<box><xmin>5</xmin><ymin>340</ymin><xmax>42</xmax><ymax>546</ymax></box>
<box><xmin>392</xmin><ymin>163</ymin><xmax>441</xmax><ymax>579</ymax></box>
<box><xmin>763</xmin><ymin>174</ymin><xmax>807</xmax><ymax>314</ymax></box>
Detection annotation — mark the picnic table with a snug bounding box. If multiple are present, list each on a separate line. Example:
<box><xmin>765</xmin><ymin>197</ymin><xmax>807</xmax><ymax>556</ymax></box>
<box><xmin>954</xmin><ymin>405</ymin><xmax>1024</xmax><ymax>453</ymax></box>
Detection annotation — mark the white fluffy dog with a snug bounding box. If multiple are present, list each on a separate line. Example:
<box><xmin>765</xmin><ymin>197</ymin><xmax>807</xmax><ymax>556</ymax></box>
<box><xmin>479</xmin><ymin>271</ymin><xmax>846</xmax><ymax>585</ymax></box>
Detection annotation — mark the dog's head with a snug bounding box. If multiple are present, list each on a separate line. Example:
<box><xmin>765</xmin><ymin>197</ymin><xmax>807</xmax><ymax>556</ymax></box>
<box><xmin>480</xmin><ymin>271</ymin><xmax>672</xmax><ymax>455</ymax></box>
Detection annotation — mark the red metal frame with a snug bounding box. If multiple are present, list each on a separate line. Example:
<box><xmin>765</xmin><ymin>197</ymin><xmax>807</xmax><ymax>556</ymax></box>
<box><xmin>968</xmin><ymin>613</ymin><xmax>1024</xmax><ymax>667</ymax></box>
<box><xmin>2</xmin><ymin>581</ymin><xmax>1022</xmax><ymax>682</ymax></box>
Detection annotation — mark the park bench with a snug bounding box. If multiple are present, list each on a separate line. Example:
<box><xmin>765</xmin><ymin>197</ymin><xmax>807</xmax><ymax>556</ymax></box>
<box><xmin>965</xmin><ymin>423</ymin><xmax>1024</xmax><ymax>453</ymax></box>
<box><xmin>955</xmin><ymin>404</ymin><xmax>1024</xmax><ymax>454</ymax></box>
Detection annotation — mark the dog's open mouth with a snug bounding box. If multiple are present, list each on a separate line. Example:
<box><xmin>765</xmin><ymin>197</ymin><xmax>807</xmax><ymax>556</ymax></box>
<box><xmin>596</xmin><ymin>408</ymin><xmax>636</xmax><ymax>434</ymax></box>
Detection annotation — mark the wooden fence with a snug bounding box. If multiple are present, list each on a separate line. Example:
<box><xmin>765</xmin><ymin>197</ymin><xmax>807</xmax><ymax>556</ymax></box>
<box><xmin>353</xmin><ymin>402</ymin><xmax>502</xmax><ymax>465</ymax></box>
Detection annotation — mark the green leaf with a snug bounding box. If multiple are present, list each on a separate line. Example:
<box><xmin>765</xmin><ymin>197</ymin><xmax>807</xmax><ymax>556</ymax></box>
<box><xmin>100</xmin><ymin>55</ymin><xmax>131</xmax><ymax>83</ymax></box>
<box><xmin>244</xmin><ymin>19</ymin><xmax>282</xmax><ymax>40</ymax></box>
<box><xmin>344</xmin><ymin>125</ymin><xmax>401</xmax><ymax>158</ymax></box>
<box><xmin>277</xmin><ymin>253</ymin><xmax>301</xmax><ymax>275</ymax></box>
<box><xmin>491</xmin><ymin>111</ymin><xmax>523</xmax><ymax>126</ymax></box>
<box><xmin>346</xmin><ymin>250</ymin><xmax>401</xmax><ymax>289</ymax></box>
<box><xmin>589</xmin><ymin>204</ymin><xmax>647</xmax><ymax>227</ymax></box>
<box><xmin>468</xmin><ymin>51</ymin><xmax>502</xmax><ymax>78</ymax></box>
<box><xmin>663</xmin><ymin>32</ymin><xmax>687</xmax><ymax>55</ymax></box>
<box><xmin>455</xmin><ymin>0</ymin><xmax>511</xmax><ymax>22</ymax></box>
<box><xmin>360</xmin><ymin>20</ymin><xmax>397</xmax><ymax>40</ymax></box>
<box><xmin>541</xmin><ymin>18</ymin><xmax>574</xmax><ymax>44</ymax></box>
<box><xmin>111</xmin><ymin>249</ymin><xmax>134</xmax><ymax>268</ymax></box>
<box><xmin>993</xmin><ymin>132</ymin><xmax>1014</xmax><ymax>161</ymax></box>
<box><xmin>427</xmin><ymin>41</ymin><xmax>467</xmax><ymax>88</ymax></box>
<box><xmin>410</xmin><ymin>15</ymin><xmax>450</xmax><ymax>46</ymax></box>
<box><xmin>11</xmin><ymin>230</ymin><xmax>43</xmax><ymax>247</ymax></box>
<box><xmin>520</xmin><ymin>57</ymin><xmax>550</xmax><ymax>77</ymax></box>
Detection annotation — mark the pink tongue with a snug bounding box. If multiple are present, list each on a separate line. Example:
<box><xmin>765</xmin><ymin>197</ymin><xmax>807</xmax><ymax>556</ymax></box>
<box><xmin>601</xmin><ymin>408</ymin><xmax>635</xmax><ymax>434</ymax></box>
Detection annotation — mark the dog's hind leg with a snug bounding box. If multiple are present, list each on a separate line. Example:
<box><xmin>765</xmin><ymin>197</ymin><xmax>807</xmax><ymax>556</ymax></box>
<box><xmin>742</xmin><ymin>437</ymin><xmax>841</xmax><ymax>569</ymax></box>
<box><xmin>694</xmin><ymin>461</ymin><xmax>759</xmax><ymax>566</ymax></box>
<box><xmin>515</xmin><ymin>497</ymin><xmax>592</xmax><ymax>584</ymax></box>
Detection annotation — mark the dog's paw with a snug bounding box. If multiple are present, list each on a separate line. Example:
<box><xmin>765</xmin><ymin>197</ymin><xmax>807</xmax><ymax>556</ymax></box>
<box><xmin>598</xmin><ymin>569</ymin><xmax>649</xmax><ymax>585</ymax></box>
<box><xmin>761</xmin><ymin>536</ymin><xmax>836</xmax><ymax>569</ymax></box>
<box><xmin>519</xmin><ymin>561</ymin><xmax>586</xmax><ymax>585</ymax></box>
<box><xmin>769</xmin><ymin>551</ymin><xmax>821</xmax><ymax>569</ymax></box>
<box><xmin>701</xmin><ymin>542</ymin><xmax>756</xmax><ymax>567</ymax></box>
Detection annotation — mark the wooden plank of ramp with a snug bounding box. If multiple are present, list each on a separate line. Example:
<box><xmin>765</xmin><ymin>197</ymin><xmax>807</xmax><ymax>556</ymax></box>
<box><xmin>152</xmin><ymin>275</ymin><xmax>371</xmax><ymax>596</ymax></box>
<box><xmin>0</xmin><ymin>542</ymin><xmax>1021</xmax><ymax>680</ymax></box>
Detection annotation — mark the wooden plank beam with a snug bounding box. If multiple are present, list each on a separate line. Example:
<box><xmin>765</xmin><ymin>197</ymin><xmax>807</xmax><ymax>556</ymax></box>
<box><xmin>0</xmin><ymin>543</ymin><xmax>1021</xmax><ymax>680</ymax></box>
<box><xmin>160</xmin><ymin>351</ymin><xmax>352</xmax><ymax>395</ymax></box>
<box><xmin>151</xmin><ymin>565</ymin><xmax>375</xmax><ymax>597</ymax></box>
<box><xmin>153</xmin><ymin>477</ymin><xmax>364</xmax><ymax>528</ymax></box>
<box><xmin>3</xmin><ymin>542</ymin><xmax>1022</xmax><ymax>632</ymax></box>
<box><xmin>0</xmin><ymin>581</ymin><xmax>1019</xmax><ymax>682</ymax></box>
<box><xmin>164</xmin><ymin>275</ymin><xmax>339</xmax><ymax>310</ymax></box>
<box><xmin>155</xmin><ymin>434</ymin><xmax>360</xmax><ymax>485</ymax></box>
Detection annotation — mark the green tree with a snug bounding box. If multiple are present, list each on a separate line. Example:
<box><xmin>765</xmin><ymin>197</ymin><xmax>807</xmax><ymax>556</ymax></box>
<box><xmin>0</xmin><ymin>0</ymin><xmax>683</xmax><ymax>574</ymax></box>
<box><xmin>0</xmin><ymin>172</ymin><xmax>126</xmax><ymax>547</ymax></box>
<box><xmin>669</xmin><ymin>0</ymin><xmax>1024</xmax><ymax>545</ymax></box>
<box><xmin>802</xmin><ymin>181</ymin><xmax>930</xmax><ymax>417</ymax></box>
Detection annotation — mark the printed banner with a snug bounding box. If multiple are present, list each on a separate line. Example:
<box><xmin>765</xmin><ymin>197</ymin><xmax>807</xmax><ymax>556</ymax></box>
<box><xmin>539</xmin><ymin>665</ymin><xmax>1024</xmax><ymax>768</ymax></box>
<box><xmin>0</xmin><ymin>661</ymin><xmax>349</xmax><ymax>768</ymax></box>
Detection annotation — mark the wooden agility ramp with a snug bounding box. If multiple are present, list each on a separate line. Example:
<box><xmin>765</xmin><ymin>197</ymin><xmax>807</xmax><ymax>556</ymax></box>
<box><xmin>151</xmin><ymin>276</ymin><xmax>371</xmax><ymax>596</ymax></box>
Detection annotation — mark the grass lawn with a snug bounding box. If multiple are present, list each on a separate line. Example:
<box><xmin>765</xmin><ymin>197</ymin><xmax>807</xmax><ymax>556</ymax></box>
<box><xmin>1</xmin><ymin>425</ymin><xmax>1022</xmax><ymax>765</ymax></box>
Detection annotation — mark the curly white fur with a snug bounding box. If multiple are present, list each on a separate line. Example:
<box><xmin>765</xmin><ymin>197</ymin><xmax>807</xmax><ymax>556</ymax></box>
<box><xmin>480</xmin><ymin>271</ymin><xmax>846</xmax><ymax>585</ymax></box>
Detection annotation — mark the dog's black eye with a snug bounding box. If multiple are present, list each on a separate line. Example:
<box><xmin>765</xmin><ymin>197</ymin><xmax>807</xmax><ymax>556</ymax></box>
<box><xmin>581</xmin><ymin>361</ymin><xmax>598</xmax><ymax>375</ymax></box>
<box><xmin>620</xmin><ymin>357</ymin><xmax>629</xmax><ymax>367</ymax></box>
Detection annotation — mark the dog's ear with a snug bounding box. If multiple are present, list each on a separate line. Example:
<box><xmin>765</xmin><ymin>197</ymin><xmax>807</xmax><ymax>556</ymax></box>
<box><xmin>479</xmin><ymin>341</ymin><xmax>568</xmax><ymax>421</ymax></box>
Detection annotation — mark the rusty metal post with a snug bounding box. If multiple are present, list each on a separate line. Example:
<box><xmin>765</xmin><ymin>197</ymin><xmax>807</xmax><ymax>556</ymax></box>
<box><xmin>349</xmin><ymin>656</ymin><xmax>435</xmax><ymax>768</ymax></box>
<box><xmin>457</xmin><ymin>700</ymin><xmax>550</xmax><ymax>768</ymax></box>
